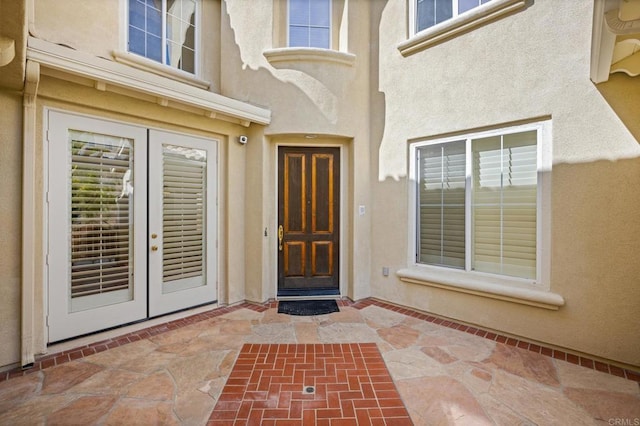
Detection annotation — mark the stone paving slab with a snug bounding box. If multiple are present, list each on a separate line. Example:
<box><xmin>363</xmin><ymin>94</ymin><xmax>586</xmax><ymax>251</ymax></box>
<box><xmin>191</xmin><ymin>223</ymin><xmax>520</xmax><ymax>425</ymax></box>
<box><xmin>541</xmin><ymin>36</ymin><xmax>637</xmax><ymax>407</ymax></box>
<box><xmin>0</xmin><ymin>299</ymin><xmax>638</xmax><ymax>425</ymax></box>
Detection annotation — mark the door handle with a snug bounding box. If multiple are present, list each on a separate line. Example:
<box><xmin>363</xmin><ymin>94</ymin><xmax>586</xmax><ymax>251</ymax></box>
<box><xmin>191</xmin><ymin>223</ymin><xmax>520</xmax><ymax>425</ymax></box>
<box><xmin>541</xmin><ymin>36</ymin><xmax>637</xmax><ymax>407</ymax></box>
<box><xmin>278</xmin><ymin>225</ymin><xmax>283</xmax><ymax>251</ymax></box>
<box><xmin>151</xmin><ymin>246</ymin><xmax>158</xmax><ymax>252</ymax></box>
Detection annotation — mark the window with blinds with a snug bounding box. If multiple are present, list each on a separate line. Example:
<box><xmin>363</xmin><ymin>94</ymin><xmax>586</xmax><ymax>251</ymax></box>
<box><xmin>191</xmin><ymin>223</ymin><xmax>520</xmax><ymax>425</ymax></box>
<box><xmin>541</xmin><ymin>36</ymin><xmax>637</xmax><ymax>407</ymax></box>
<box><xmin>417</xmin><ymin>141</ymin><xmax>466</xmax><ymax>268</ymax></box>
<box><xmin>162</xmin><ymin>144</ymin><xmax>207</xmax><ymax>290</ymax></box>
<box><xmin>414</xmin><ymin>127</ymin><xmax>539</xmax><ymax>280</ymax></box>
<box><xmin>69</xmin><ymin>132</ymin><xmax>133</xmax><ymax>301</ymax></box>
<box><xmin>472</xmin><ymin>131</ymin><xmax>537</xmax><ymax>279</ymax></box>
<box><xmin>289</xmin><ymin>0</ymin><xmax>331</xmax><ymax>48</ymax></box>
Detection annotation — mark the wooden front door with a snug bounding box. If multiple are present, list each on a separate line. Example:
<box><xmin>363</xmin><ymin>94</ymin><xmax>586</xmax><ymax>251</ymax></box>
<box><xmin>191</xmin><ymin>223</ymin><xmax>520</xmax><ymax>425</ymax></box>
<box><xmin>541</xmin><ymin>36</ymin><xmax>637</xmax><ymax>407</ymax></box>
<box><xmin>278</xmin><ymin>147</ymin><xmax>340</xmax><ymax>296</ymax></box>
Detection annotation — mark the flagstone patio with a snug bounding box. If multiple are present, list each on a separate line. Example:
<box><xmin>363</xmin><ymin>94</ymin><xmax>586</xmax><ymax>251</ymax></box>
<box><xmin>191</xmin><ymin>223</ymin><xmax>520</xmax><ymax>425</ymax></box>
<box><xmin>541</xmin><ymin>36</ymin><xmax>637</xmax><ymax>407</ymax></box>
<box><xmin>0</xmin><ymin>298</ymin><xmax>638</xmax><ymax>425</ymax></box>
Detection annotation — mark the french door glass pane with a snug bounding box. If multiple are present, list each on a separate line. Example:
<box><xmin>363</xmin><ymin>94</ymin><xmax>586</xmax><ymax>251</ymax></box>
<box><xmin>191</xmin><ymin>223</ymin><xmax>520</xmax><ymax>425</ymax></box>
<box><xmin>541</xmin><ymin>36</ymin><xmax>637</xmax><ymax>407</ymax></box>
<box><xmin>69</xmin><ymin>131</ymin><xmax>134</xmax><ymax>312</ymax></box>
<box><xmin>472</xmin><ymin>131</ymin><xmax>537</xmax><ymax>279</ymax></box>
<box><xmin>417</xmin><ymin>141</ymin><xmax>466</xmax><ymax>268</ymax></box>
<box><xmin>162</xmin><ymin>144</ymin><xmax>207</xmax><ymax>293</ymax></box>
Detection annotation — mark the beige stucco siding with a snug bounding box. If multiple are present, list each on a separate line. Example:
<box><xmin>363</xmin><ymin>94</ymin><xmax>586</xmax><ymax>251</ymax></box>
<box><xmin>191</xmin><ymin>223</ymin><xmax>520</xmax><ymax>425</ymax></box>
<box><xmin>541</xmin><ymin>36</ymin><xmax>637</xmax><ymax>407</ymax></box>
<box><xmin>0</xmin><ymin>73</ymin><xmax>252</xmax><ymax>369</ymax></box>
<box><xmin>221</xmin><ymin>0</ymin><xmax>373</xmax><ymax>302</ymax></box>
<box><xmin>371</xmin><ymin>0</ymin><xmax>640</xmax><ymax>366</ymax></box>
<box><xmin>32</xmin><ymin>0</ymin><xmax>221</xmax><ymax>92</ymax></box>
<box><xmin>0</xmin><ymin>93</ymin><xmax>23</xmax><ymax>367</ymax></box>
<box><xmin>0</xmin><ymin>0</ymin><xmax>637</xmax><ymax>372</ymax></box>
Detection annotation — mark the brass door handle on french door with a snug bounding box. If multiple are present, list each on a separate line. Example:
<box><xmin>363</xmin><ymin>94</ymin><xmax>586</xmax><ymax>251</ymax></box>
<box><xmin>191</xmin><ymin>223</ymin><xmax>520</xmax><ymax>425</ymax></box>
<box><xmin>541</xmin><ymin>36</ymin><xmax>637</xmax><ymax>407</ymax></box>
<box><xmin>278</xmin><ymin>225</ymin><xmax>283</xmax><ymax>251</ymax></box>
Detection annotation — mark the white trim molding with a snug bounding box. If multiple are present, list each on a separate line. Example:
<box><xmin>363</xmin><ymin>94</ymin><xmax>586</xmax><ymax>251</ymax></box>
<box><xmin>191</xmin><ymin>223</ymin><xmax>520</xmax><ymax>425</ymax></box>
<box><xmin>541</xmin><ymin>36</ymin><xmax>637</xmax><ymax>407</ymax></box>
<box><xmin>397</xmin><ymin>267</ymin><xmax>565</xmax><ymax>310</ymax></box>
<box><xmin>26</xmin><ymin>37</ymin><xmax>271</xmax><ymax>127</ymax></box>
<box><xmin>22</xmin><ymin>60</ymin><xmax>40</xmax><ymax>367</ymax></box>
<box><xmin>112</xmin><ymin>50</ymin><xmax>210</xmax><ymax>89</ymax></box>
<box><xmin>399</xmin><ymin>0</ymin><xmax>528</xmax><ymax>56</ymax></box>
<box><xmin>264</xmin><ymin>47</ymin><xmax>355</xmax><ymax>67</ymax></box>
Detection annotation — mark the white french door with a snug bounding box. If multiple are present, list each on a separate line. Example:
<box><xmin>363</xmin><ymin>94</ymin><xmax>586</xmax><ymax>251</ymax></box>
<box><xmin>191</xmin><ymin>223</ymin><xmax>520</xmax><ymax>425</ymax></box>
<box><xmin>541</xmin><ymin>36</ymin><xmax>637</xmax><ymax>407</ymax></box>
<box><xmin>47</xmin><ymin>111</ymin><xmax>217</xmax><ymax>342</ymax></box>
<box><xmin>148</xmin><ymin>130</ymin><xmax>217</xmax><ymax>317</ymax></box>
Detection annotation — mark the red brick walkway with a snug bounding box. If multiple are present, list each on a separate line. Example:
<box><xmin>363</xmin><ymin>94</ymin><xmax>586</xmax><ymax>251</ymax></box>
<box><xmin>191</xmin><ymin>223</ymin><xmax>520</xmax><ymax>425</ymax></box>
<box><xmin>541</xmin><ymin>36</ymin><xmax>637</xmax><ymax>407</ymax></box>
<box><xmin>208</xmin><ymin>343</ymin><xmax>413</xmax><ymax>426</ymax></box>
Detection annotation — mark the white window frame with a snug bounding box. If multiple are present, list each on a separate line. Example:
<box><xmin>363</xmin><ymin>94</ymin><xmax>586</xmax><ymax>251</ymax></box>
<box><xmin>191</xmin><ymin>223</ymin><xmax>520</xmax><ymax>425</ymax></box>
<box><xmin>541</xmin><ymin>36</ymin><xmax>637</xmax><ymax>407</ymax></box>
<box><xmin>400</xmin><ymin>0</ymin><xmax>527</xmax><ymax>56</ymax></box>
<box><xmin>408</xmin><ymin>120</ymin><xmax>552</xmax><ymax>291</ymax></box>
<box><xmin>125</xmin><ymin>0</ymin><xmax>200</xmax><ymax>76</ymax></box>
<box><xmin>413</xmin><ymin>0</ymin><xmax>492</xmax><ymax>34</ymax></box>
<box><xmin>287</xmin><ymin>0</ymin><xmax>332</xmax><ymax>49</ymax></box>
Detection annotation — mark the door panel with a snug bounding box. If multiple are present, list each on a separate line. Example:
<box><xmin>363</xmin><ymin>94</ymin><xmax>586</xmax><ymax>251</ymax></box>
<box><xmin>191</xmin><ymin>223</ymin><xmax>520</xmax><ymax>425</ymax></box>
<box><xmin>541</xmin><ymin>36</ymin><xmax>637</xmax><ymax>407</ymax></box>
<box><xmin>48</xmin><ymin>112</ymin><xmax>148</xmax><ymax>342</ymax></box>
<box><xmin>148</xmin><ymin>130</ymin><xmax>217</xmax><ymax>316</ymax></box>
<box><xmin>47</xmin><ymin>112</ymin><xmax>218</xmax><ymax>342</ymax></box>
<box><xmin>278</xmin><ymin>147</ymin><xmax>340</xmax><ymax>295</ymax></box>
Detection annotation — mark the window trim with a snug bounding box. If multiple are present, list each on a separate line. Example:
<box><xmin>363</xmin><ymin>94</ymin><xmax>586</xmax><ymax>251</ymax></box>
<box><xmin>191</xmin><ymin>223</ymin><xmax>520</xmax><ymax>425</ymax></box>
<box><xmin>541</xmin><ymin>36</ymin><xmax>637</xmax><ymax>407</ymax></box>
<box><xmin>399</xmin><ymin>0</ymin><xmax>527</xmax><ymax>56</ymax></box>
<box><xmin>125</xmin><ymin>0</ymin><xmax>201</xmax><ymax>76</ymax></box>
<box><xmin>406</xmin><ymin>120</ymin><xmax>553</xmax><ymax>294</ymax></box>
<box><xmin>263</xmin><ymin>47</ymin><xmax>355</xmax><ymax>67</ymax></box>
<box><xmin>287</xmin><ymin>0</ymin><xmax>332</xmax><ymax>49</ymax></box>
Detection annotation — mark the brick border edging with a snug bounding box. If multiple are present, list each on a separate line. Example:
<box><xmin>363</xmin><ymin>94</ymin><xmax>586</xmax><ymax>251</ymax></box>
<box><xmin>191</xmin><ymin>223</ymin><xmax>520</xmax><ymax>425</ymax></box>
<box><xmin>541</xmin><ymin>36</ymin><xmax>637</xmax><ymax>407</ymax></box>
<box><xmin>349</xmin><ymin>298</ymin><xmax>640</xmax><ymax>383</ymax></box>
<box><xmin>0</xmin><ymin>302</ymin><xmax>268</xmax><ymax>382</ymax></box>
<box><xmin>1</xmin><ymin>298</ymin><xmax>638</xmax><ymax>384</ymax></box>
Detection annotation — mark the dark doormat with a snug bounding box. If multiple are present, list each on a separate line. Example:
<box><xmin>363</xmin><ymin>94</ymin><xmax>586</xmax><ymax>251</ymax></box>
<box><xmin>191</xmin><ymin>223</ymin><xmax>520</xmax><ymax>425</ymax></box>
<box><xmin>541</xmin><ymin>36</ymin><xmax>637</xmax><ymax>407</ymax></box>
<box><xmin>277</xmin><ymin>300</ymin><xmax>339</xmax><ymax>316</ymax></box>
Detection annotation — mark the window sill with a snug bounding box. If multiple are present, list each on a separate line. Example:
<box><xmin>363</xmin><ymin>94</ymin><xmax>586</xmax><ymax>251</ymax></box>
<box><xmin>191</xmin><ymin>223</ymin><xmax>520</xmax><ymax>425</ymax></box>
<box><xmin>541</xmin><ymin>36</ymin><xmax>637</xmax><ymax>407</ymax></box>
<box><xmin>398</xmin><ymin>0</ymin><xmax>527</xmax><ymax>57</ymax></box>
<box><xmin>112</xmin><ymin>50</ymin><xmax>210</xmax><ymax>90</ymax></box>
<box><xmin>263</xmin><ymin>47</ymin><xmax>356</xmax><ymax>67</ymax></box>
<box><xmin>396</xmin><ymin>266</ymin><xmax>565</xmax><ymax>310</ymax></box>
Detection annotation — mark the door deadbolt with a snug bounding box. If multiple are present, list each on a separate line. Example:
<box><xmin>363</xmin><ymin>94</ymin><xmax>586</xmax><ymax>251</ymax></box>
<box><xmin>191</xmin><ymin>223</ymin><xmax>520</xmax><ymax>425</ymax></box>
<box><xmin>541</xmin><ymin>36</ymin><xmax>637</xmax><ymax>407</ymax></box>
<box><xmin>151</xmin><ymin>246</ymin><xmax>158</xmax><ymax>251</ymax></box>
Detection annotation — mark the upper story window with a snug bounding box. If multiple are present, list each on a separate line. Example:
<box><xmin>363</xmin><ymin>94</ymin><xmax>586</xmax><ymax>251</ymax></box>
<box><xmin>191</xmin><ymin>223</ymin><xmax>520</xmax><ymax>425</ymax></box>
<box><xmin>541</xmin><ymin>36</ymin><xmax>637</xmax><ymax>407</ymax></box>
<box><xmin>288</xmin><ymin>0</ymin><xmax>331</xmax><ymax>48</ymax></box>
<box><xmin>410</xmin><ymin>121</ymin><xmax>551</xmax><ymax>283</ymax></box>
<box><xmin>128</xmin><ymin>0</ymin><xmax>197</xmax><ymax>74</ymax></box>
<box><xmin>417</xmin><ymin>0</ymin><xmax>492</xmax><ymax>32</ymax></box>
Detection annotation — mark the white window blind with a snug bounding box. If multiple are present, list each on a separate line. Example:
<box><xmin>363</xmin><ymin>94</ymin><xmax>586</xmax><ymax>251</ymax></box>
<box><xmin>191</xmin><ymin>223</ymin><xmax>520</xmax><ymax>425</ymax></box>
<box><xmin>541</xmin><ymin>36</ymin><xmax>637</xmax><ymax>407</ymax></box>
<box><xmin>69</xmin><ymin>133</ymin><xmax>133</xmax><ymax>299</ymax></box>
<box><xmin>162</xmin><ymin>145</ymin><xmax>206</xmax><ymax>284</ymax></box>
<box><xmin>417</xmin><ymin>141</ymin><xmax>466</xmax><ymax>268</ymax></box>
<box><xmin>289</xmin><ymin>0</ymin><xmax>331</xmax><ymax>48</ymax></box>
<box><xmin>414</xmin><ymin>127</ymin><xmax>540</xmax><ymax>281</ymax></box>
<box><xmin>472</xmin><ymin>131</ymin><xmax>537</xmax><ymax>279</ymax></box>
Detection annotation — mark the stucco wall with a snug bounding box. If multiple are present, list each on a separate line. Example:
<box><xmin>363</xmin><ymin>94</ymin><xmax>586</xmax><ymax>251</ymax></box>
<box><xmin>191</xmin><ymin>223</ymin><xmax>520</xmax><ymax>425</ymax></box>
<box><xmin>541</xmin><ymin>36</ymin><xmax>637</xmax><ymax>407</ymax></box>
<box><xmin>597</xmin><ymin>72</ymin><xmax>640</xmax><ymax>141</ymax></box>
<box><xmin>1</xmin><ymin>0</ymin><xmax>637</xmax><ymax>371</ymax></box>
<box><xmin>370</xmin><ymin>0</ymin><xmax>640</xmax><ymax>367</ymax></box>
<box><xmin>22</xmin><ymin>75</ymin><xmax>250</xmax><ymax>361</ymax></box>
<box><xmin>221</xmin><ymin>0</ymin><xmax>373</xmax><ymax>302</ymax></box>
<box><xmin>33</xmin><ymin>0</ymin><xmax>222</xmax><ymax>92</ymax></box>
<box><xmin>0</xmin><ymin>93</ymin><xmax>23</xmax><ymax>368</ymax></box>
